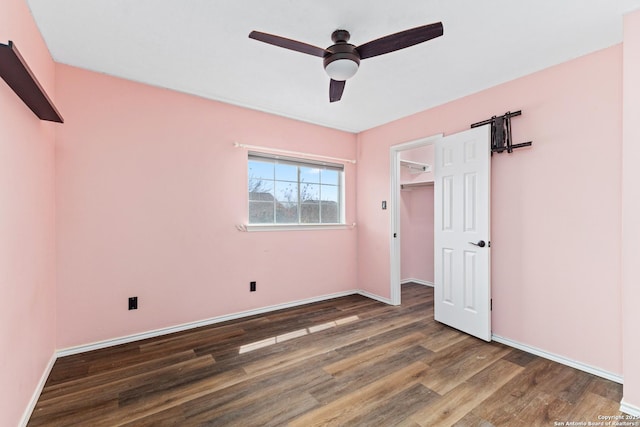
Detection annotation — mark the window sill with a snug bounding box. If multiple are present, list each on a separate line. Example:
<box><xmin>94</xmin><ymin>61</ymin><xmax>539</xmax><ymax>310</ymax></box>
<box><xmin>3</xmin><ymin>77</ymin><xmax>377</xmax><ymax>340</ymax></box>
<box><xmin>238</xmin><ymin>223</ymin><xmax>356</xmax><ymax>232</ymax></box>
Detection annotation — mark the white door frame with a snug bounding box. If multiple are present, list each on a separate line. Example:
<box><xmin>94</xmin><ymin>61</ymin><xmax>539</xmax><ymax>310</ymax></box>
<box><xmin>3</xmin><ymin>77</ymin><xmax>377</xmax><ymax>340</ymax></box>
<box><xmin>389</xmin><ymin>134</ymin><xmax>443</xmax><ymax>305</ymax></box>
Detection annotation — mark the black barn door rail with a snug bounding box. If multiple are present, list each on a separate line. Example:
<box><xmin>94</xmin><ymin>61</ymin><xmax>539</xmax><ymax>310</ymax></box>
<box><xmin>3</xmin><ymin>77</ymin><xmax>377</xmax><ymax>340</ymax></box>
<box><xmin>471</xmin><ymin>110</ymin><xmax>530</xmax><ymax>154</ymax></box>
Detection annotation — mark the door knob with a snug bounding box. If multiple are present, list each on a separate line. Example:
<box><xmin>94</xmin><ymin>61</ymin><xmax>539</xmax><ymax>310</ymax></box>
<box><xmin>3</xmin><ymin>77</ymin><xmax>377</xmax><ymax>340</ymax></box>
<box><xmin>469</xmin><ymin>240</ymin><xmax>486</xmax><ymax>248</ymax></box>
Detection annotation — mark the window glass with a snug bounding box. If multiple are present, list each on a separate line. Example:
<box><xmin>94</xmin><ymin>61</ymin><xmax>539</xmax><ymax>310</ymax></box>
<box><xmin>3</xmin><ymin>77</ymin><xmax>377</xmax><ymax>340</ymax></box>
<box><xmin>301</xmin><ymin>201</ymin><xmax>320</xmax><ymax>224</ymax></box>
<box><xmin>248</xmin><ymin>153</ymin><xmax>344</xmax><ymax>225</ymax></box>
<box><xmin>275</xmin><ymin>163</ymin><xmax>297</xmax><ymax>182</ymax></box>
<box><xmin>321</xmin><ymin>169</ymin><xmax>339</xmax><ymax>186</ymax></box>
<box><xmin>300</xmin><ymin>166</ymin><xmax>321</xmax><ymax>185</ymax></box>
<box><xmin>249</xmin><ymin>160</ymin><xmax>274</xmax><ymax>180</ymax></box>
<box><xmin>320</xmin><ymin>184</ymin><xmax>338</xmax><ymax>202</ymax></box>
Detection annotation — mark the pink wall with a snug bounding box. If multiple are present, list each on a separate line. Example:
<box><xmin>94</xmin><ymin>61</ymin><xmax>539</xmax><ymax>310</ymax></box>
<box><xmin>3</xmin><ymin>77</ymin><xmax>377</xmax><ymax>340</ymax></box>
<box><xmin>357</xmin><ymin>45</ymin><xmax>623</xmax><ymax>375</ymax></box>
<box><xmin>0</xmin><ymin>1</ymin><xmax>58</xmax><ymax>425</ymax></box>
<box><xmin>54</xmin><ymin>64</ymin><xmax>358</xmax><ymax>349</ymax></box>
<box><xmin>400</xmin><ymin>186</ymin><xmax>434</xmax><ymax>283</ymax></box>
<box><xmin>622</xmin><ymin>9</ymin><xmax>640</xmax><ymax>412</ymax></box>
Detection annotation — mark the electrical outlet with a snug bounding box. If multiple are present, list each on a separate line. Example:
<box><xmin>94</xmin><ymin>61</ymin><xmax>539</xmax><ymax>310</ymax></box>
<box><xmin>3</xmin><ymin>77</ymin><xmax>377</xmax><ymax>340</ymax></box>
<box><xmin>250</xmin><ymin>281</ymin><xmax>256</xmax><ymax>292</ymax></box>
<box><xmin>128</xmin><ymin>296</ymin><xmax>138</xmax><ymax>310</ymax></box>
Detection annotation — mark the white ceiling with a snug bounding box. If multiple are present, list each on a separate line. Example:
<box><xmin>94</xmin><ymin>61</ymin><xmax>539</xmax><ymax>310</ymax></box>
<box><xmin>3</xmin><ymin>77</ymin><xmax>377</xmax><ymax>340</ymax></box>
<box><xmin>27</xmin><ymin>0</ymin><xmax>640</xmax><ymax>133</ymax></box>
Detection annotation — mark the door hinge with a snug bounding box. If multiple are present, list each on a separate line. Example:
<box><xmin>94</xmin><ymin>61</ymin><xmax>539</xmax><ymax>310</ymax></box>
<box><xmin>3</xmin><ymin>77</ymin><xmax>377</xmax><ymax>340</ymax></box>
<box><xmin>393</xmin><ymin>233</ymin><xmax>397</xmax><ymax>238</ymax></box>
<box><xmin>490</xmin><ymin>299</ymin><xmax>493</xmax><ymax>311</ymax></box>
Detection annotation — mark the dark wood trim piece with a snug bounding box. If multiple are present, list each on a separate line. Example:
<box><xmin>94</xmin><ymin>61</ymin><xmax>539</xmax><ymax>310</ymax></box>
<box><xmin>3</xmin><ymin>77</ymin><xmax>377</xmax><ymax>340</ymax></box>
<box><xmin>0</xmin><ymin>40</ymin><xmax>63</xmax><ymax>123</ymax></box>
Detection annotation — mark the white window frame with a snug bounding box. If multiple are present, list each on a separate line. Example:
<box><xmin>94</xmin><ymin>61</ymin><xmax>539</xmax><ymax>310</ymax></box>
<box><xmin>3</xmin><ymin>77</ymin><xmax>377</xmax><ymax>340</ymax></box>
<box><xmin>247</xmin><ymin>151</ymin><xmax>346</xmax><ymax>231</ymax></box>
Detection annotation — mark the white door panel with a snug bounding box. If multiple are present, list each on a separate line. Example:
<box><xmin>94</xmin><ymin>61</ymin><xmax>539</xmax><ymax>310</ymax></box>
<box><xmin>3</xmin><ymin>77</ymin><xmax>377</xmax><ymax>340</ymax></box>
<box><xmin>434</xmin><ymin>125</ymin><xmax>491</xmax><ymax>341</ymax></box>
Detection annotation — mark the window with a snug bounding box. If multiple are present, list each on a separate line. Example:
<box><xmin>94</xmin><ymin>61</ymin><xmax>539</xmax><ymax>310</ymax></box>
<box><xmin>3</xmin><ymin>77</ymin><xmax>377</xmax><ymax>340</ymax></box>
<box><xmin>248</xmin><ymin>152</ymin><xmax>344</xmax><ymax>225</ymax></box>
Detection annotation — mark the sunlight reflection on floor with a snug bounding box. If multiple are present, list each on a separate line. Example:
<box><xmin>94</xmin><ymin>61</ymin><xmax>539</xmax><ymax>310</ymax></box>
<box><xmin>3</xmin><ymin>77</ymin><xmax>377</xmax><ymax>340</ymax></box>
<box><xmin>238</xmin><ymin>315</ymin><xmax>360</xmax><ymax>354</ymax></box>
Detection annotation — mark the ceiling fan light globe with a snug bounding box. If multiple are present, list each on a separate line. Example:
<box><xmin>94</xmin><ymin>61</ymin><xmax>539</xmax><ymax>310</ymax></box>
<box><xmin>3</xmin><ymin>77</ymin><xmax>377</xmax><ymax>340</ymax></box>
<box><xmin>324</xmin><ymin>58</ymin><xmax>359</xmax><ymax>81</ymax></box>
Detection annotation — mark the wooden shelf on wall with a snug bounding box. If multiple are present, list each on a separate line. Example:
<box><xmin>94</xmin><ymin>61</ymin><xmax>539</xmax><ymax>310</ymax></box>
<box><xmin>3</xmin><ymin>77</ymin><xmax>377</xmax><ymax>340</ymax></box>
<box><xmin>401</xmin><ymin>181</ymin><xmax>434</xmax><ymax>189</ymax></box>
<box><xmin>400</xmin><ymin>159</ymin><xmax>431</xmax><ymax>174</ymax></box>
<box><xmin>0</xmin><ymin>40</ymin><xmax>63</xmax><ymax>123</ymax></box>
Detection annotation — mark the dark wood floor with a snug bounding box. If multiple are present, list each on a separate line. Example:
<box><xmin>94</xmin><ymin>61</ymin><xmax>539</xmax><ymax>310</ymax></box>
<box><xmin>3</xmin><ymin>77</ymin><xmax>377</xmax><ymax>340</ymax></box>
<box><xmin>28</xmin><ymin>283</ymin><xmax>624</xmax><ymax>426</ymax></box>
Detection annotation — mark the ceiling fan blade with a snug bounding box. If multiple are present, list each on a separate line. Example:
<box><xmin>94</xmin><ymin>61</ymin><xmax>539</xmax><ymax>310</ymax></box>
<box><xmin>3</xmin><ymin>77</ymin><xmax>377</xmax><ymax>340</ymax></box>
<box><xmin>356</xmin><ymin>22</ymin><xmax>443</xmax><ymax>60</ymax></box>
<box><xmin>249</xmin><ymin>31</ymin><xmax>327</xmax><ymax>57</ymax></box>
<box><xmin>329</xmin><ymin>79</ymin><xmax>346</xmax><ymax>102</ymax></box>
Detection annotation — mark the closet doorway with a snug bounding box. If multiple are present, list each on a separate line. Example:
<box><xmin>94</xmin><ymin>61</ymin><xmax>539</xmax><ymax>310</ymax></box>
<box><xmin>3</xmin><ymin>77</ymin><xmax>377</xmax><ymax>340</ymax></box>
<box><xmin>389</xmin><ymin>135</ymin><xmax>441</xmax><ymax>305</ymax></box>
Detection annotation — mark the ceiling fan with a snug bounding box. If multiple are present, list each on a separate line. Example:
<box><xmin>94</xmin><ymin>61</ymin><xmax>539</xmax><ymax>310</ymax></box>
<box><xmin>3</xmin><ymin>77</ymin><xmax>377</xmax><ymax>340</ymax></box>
<box><xmin>249</xmin><ymin>22</ymin><xmax>444</xmax><ymax>102</ymax></box>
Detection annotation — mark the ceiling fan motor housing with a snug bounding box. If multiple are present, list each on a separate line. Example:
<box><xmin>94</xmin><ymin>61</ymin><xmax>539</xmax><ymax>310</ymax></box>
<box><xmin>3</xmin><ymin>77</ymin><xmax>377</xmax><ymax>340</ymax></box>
<box><xmin>323</xmin><ymin>42</ymin><xmax>361</xmax><ymax>81</ymax></box>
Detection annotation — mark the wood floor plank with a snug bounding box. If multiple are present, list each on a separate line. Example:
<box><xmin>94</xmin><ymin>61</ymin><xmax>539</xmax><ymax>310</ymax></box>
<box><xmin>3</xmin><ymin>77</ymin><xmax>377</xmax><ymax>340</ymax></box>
<box><xmin>181</xmin><ymin>356</ymin><xmax>332</xmax><ymax>426</ymax></box>
<box><xmin>309</xmin><ymin>344</ymin><xmax>432</xmax><ymax>405</ymax></box>
<box><xmin>510</xmin><ymin>392</ymin><xmax>573</xmax><ymax>427</ymax></box>
<box><xmin>38</xmin><ymin>350</ymin><xmax>197</xmax><ymax>401</ymax></box>
<box><xmin>138</xmin><ymin>325</ymin><xmax>248</xmax><ymax>354</ymax></box>
<box><xmin>421</xmin><ymin>340</ymin><xmax>511</xmax><ymax>394</ymax></box>
<box><xmin>470</xmin><ymin>356</ymin><xmax>622</xmax><ymax>427</ymax></box>
<box><xmin>322</xmin><ymin>331</ymin><xmax>428</xmax><ymax>376</ymax></box>
<box><xmin>236</xmin><ymin>343</ymin><xmax>327</xmax><ymax>376</ymax></box>
<box><xmin>27</xmin><ymin>283</ymin><xmax>626</xmax><ymax>426</ymax></box>
<box><xmin>119</xmin><ymin>405</ymin><xmax>186</xmax><ymax>427</ymax></box>
<box><xmin>346</xmin><ymin>383</ymin><xmax>440</xmax><ymax>426</ymax></box>
<box><xmin>330</xmin><ymin>318</ymin><xmax>430</xmax><ymax>357</ymax></box>
<box><xmin>289</xmin><ymin>361</ymin><xmax>431</xmax><ymax>427</ymax></box>
<box><xmin>564</xmin><ymin>391</ymin><xmax>625</xmax><ymax>424</ymax></box>
<box><xmin>539</xmin><ymin>365</ymin><xmax>594</xmax><ymax>405</ymax></box>
<box><xmin>452</xmin><ymin>412</ymin><xmax>496</xmax><ymax>427</ymax></box>
<box><xmin>502</xmin><ymin>347</ymin><xmax>538</xmax><ymax>367</ymax></box>
<box><xmin>471</xmin><ymin>357</ymin><xmax>560</xmax><ymax>425</ymax></box>
<box><xmin>418</xmin><ymin>322</ymin><xmax>469</xmax><ymax>353</ymax></box>
<box><xmin>33</xmin><ymin>355</ymin><xmax>215</xmax><ymax>413</ymax></box>
<box><xmin>187</xmin><ymin>389</ymin><xmax>320</xmax><ymax>427</ymax></box>
<box><xmin>408</xmin><ymin>359</ymin><xmax>524</xmax><ymax>426</ymax></box>
<box><xmin>28</xmin><ymin>399</ymin><xmax>119</xmax><ymax>427</ymax></box>
<box><xmin>588</xmin><ymin>375</ymin><xmax>624</xmax><ymax>402</ymax></box>
<box><xmin>108</xmin><ymin>367</ymin><xmax>249</xmax><ymax>425</ymax></box>
<box><xmin>117</xmin><ymin>342</ymin><xmax>337</xmax><ymax>425</ymax></box>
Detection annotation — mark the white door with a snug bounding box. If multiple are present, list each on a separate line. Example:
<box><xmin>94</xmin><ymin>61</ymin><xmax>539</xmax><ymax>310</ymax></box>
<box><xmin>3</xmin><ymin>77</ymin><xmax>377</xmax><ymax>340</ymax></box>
<box><xmin>434</xmin><ymin>125</ymin><xmax>491</xmax><ymax>341</ymax></box>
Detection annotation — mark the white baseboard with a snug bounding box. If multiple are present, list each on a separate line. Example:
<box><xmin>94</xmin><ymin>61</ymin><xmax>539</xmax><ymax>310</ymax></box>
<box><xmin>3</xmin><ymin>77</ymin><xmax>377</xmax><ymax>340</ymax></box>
<box><xmin>20</xmin><ymin>352</ymin><xmax>57</xmax><ymax>427</ymax></box>
<box><xmin>492</xmin><ymin>334</ymin><xmax>623</xmax><ymax>384</ymax></box>
<box><xmin>357</xmin><ymin>289</ymin><xmax>393</xmax><ymax>305</ymax></box>
<box><xmin>57</xmin><ymin>289</ymin><xmax>369</xmax><ymax>357</ymax></box>
<box><xmin>401</xmin><ymin>278</ymin><xmax>434</xmax><ymax>287</ymax></box>
<box><xmin>620</xmin><ymin>400</ymin><xmax>640</xmax><ymax>417</ymax></box>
